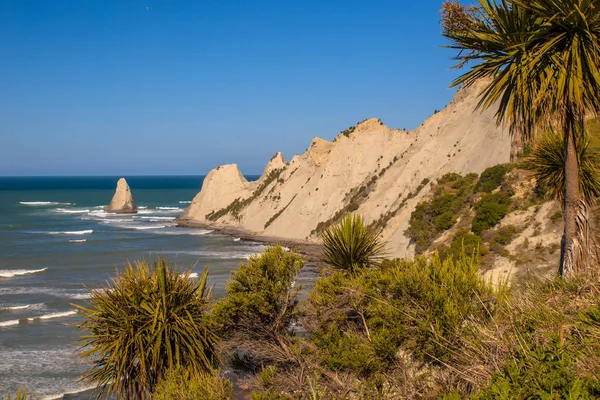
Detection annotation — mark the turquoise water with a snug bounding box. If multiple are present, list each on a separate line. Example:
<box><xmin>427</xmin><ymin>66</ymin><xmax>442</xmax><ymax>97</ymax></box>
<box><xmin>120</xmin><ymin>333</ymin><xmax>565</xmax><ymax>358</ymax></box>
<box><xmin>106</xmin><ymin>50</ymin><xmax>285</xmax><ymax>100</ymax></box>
<box><xmin>0</xmin><ymin>176</ymin><xmax>264</xmax><ymax>398</ymax></box>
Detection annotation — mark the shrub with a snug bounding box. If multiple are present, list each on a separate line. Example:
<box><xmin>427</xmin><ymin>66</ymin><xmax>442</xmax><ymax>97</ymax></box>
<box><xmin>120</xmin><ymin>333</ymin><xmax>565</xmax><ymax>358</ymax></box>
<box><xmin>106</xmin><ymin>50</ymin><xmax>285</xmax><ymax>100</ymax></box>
<box><xmin>321</xmin><ymin>214</ymin><xmax>385</xmax><ymax>274</ymax></box>
<box><xmin>407</xmin><ymin>172</ymin><xmax>478</xmax><ymax>254</ymax></box>
<box><xmin>76</xmin><ymin>259</ymin><xmax>218</xmax><ymax>399</ymax></box>
<box><xmin>472</xmin><ymin>192</ymin><xmax>511</xmax><ymax>235</ymax></box>
<box><xmin>436</xmin><ymin>211</ymin><xmax>457</xmax><ymax>231</ymax></box>
<box><xmin>212</xmin><ymin>246</ymin><xmax>304</xmax><ymax>342</ymax></box>
<box><xmin>451</xmin><ymin>229</ymin><xmax>488</xmax><ymax>257</ymax></box>
<box><xmin>475</xmin><ymin>164</ymin><xmax>510</xmax><ymax>193</ymax></box>
<box><xmin>308</xmin><ymin>250</ymin><xmax>498</xmax><ymax>369</ymax></box>
<box><xmin>153</xmin><ymin>366</ymin><xmax>232</xmax><ymax>400</ymax></box>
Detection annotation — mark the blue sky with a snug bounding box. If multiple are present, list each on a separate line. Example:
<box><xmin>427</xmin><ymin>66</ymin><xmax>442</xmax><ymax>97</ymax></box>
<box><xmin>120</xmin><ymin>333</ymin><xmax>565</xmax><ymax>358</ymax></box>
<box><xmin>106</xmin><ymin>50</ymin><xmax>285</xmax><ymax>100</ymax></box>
<box><xmin>0</xmin><ymin>0</ymin><xmax>462</xmax><ymax>176</ymax></box>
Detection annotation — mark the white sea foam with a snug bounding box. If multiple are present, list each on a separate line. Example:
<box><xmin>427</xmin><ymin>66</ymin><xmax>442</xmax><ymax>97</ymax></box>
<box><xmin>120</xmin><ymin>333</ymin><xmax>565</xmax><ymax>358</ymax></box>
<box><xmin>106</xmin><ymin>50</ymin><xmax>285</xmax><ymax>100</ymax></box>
<box><xmin>0</xmin><ymin>303</ymin><xmax>45</xmax><ymax>312</ymax></box>
<box><xmin>180</xmin><ymin>272</ymin><xmax>199</xmax><ymax>279</ymax></box>
<box><xmin>161</xmin><ymin>249</ymin><xmax>261</xmax><ymax>259</ymax></box>
<box><xmin>35</xmin><ymin>311</ymin><xmax>77</xmax><ymax>320</ymax></box>
<box><xmin>69</xmin><ymin>239</ymin><xmax>87</xmax><ymax>243</ymax></box>
<box><xmin>179</xmin><ymin>200</ymin><xmax>192</xmax><ymax>204</ymax></box>
<box><xmin>0</xmin><ymin>311</ymin><xmax>77</xmax><ymax>328</ymax></box>
<box><xmin>0</xmin><ymin>305</ymin><xmax>29</xmax><ymax>311</ymax></box>
<box><xmin>20</xmin><ymin>201</ymin><xmax>72</xmax><ymax>206</ymax></box>
<box><xmin>55</xmin><ymin>208</ymin><xmax>90</xmax><ymax>214</ymax></box>
<box><xmin>67</xmin><ymin>293</ymin><xmax>92</xmax><ymax>299</ymax></box>
<box><xmin>48</xmin><ymin>229</ymin><xmax>93</xmax><ymax>235</ymax></box>
<box><xmin>233</xmin><ymin>237</ymin><xmax>241</xmax><ymax>241</ymax></box>
<box><xmin>140</xmin><ymin>216</ymin><xmax>176</xmax><ymax>221</ymax></box>
<box><xmin>138</xmin><ymin>206</ymin><xmax>148</xmax><ymax>209</ymax></box>
<box><xmin>0</xmin><ymin>287</ymin><xmax>89</xmax><ymax>299</ymax></box>
<box><xmin>0</xmin><ymin>268</ymin><xmax>48</xmax><ymax>278</ymax></box>
<box><xmin>156</xmin><ymin>206</ymin><xmax>181</xmax><ymax>210</ymax></box>
<box><xmin>87</xmin><ymin>210</ymin><xmax>108</xmax><ymax>218</ymax></box>
<box><xmin>133</xmin><ymin>225</ymin><xmax>166</xmax><ymax>230</ymax></box>
<box><xmin>160</xmin><ymin>229</ymin><xmax>213</xmax><ymax>236</ymax></box>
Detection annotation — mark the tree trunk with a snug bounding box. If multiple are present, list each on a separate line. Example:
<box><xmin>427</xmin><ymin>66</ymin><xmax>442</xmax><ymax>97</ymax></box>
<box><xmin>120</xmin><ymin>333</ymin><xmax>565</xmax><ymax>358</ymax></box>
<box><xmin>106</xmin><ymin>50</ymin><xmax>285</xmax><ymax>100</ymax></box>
<box><xmin>559</xmin><ymin>108</ymin><xmax>581</xmax><ymax>276</ymax></box>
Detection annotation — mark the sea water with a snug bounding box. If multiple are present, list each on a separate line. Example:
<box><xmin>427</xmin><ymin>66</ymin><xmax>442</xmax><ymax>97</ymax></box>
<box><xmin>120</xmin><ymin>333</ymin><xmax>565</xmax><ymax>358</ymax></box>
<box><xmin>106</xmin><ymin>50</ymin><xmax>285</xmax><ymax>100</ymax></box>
<box><xmin>0</xmin><ymin>176</ymin><xmax>266</xmax><ymax>398</ymax></box>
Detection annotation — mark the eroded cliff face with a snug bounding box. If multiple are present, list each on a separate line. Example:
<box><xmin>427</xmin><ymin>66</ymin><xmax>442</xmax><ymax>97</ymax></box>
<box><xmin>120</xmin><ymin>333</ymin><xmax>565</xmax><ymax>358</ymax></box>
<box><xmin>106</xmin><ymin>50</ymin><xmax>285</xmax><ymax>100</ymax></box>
<box><xmin>178</xmin><ymin>80</ymin><xmax>513</xmax><ymax>258</ymax></box>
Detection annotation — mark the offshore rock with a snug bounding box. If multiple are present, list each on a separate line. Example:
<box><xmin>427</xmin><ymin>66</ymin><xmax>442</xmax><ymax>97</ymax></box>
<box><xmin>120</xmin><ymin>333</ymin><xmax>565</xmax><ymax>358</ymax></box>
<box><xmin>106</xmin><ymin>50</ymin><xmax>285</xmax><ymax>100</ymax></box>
<box><xmin>105</xmin><ymin>178</ymin><xmax>137</xmax><ymax>214</ymax></box>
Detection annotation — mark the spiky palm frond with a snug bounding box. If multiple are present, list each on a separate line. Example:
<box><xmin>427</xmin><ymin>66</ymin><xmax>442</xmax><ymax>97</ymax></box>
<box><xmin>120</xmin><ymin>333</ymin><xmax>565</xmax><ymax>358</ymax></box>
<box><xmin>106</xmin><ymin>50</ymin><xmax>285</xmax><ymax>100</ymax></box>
<box><xmin>524</xmin><ymin>130</ymin><xmax>600</xmax><ymax>204</ymax></box>
<box><xmin>75</xmin><ymin>258</ymin><xmax>218</xmax><ymax>400</ymax></box>
<box><xmin>321</xmin><ymin>214</ymin><xmax>385</xmax><ymax>274</ymax></box>
<box><xmin>442</xmin><ymin>0</ymin><xmax>600</xmax><ymax>140</ymax></box>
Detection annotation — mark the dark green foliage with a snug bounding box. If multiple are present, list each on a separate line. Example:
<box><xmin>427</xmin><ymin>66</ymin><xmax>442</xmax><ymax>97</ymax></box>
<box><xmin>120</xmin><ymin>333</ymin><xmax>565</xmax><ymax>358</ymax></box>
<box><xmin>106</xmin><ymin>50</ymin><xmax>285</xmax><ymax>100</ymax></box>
<box><xmin>438</xmin><ymin>172</ymin><xmax>462</xmax><ymax>184</ymax></box>
<box><xmin>76</xmin><ymin>259</ymin><xmax>218</xmax><ymax>399</ymax></box>
<box><xmin>340</xmin><ymin>125</ymin><xmax>357</xmax><ymax>137</ymax></box>
<box><xmin>472</xmin><ymin>193</ymin><xmax>511</xmax><ymax>236</ymax></box>
<box><xmin>407</xmin><ymin>172</ymin><xmax>478</xmax><ymax>253</ymax></box>
<box><xmin>451</xmin><ymin>229</ymin><xmax>488</xmax><ymax>257</ymax></box>
<box><xmin>212</xmin><ymin>246</ymin><xmax>304</xmax><ymax>341</ymax></box>
<box><xmin>475</xmin><ymin>164</ymin><xmax>510</xmax><ymax>193</ymax></box>
<box><xmin>321</xmin><ymin>214</ymin><xmax>385</xmax><ymax>274</ymax></box>
<box><xmin>153</xmin><ymin>366</ymin><xmax>232</xmax><ymax>400</ymax></box>
<box><xmin>436</xmin><ymin>211</ymin><xmax>457</xmax><ymax>231</ymax></box>
<box><xmin>308</xmin><ymin>251</ymin><xmax>497</xmax><ymax>372</ymax></box>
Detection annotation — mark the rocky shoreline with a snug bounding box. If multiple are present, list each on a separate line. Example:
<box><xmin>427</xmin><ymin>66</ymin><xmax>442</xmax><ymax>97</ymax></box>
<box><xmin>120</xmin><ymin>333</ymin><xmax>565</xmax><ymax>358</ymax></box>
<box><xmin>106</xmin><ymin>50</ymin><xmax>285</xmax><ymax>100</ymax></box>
<box><xmin>176</xmin><ymin>218</ymin><xmax>324</xmax><ymax>263</ymax></box>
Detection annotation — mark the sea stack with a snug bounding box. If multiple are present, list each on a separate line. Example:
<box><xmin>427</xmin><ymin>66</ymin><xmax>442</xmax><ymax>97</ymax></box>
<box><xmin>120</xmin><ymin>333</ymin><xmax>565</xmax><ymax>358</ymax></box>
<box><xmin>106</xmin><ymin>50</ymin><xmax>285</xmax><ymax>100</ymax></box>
<box><xmin>105</xmin><ymin>177</ymin><xmax>137</xmax><ymax>214</ymax></box>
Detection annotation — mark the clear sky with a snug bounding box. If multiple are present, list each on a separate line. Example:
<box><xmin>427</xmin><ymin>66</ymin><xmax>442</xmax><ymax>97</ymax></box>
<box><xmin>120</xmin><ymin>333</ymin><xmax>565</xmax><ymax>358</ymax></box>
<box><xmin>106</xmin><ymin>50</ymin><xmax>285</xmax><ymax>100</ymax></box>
<box><xmin>1</xmin><ymin>0</ymin><xmax>462</xmax><ymax>176</ymax></box>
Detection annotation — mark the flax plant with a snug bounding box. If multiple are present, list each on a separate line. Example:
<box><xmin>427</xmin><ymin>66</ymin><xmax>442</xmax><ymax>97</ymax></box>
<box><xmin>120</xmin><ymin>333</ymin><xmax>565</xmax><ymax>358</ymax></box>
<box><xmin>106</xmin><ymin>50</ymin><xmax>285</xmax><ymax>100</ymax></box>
<box><xmin>321</xmin><ymin>214</ymin><xmax>385</xmax><ymax>274</ymax></box>
<box><xmin>75</xmin><ymin>258</ymin><xmax>218</xmax><ymax>400</ymax></box>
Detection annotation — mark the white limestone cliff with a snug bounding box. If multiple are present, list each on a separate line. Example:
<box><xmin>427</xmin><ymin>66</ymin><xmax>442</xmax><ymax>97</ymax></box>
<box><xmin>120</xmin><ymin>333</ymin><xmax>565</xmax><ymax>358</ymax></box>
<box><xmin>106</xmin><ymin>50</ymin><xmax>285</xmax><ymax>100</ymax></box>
<box><xmin>178</xmin><ymin>79</ymin><xmax>513</xmax><ymax>258</ymax></box>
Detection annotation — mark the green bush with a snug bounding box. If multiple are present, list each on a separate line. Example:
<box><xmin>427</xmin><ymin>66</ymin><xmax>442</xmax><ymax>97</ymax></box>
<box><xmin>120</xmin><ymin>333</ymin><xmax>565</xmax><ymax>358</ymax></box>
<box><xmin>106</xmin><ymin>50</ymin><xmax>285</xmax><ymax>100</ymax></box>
<box><xmin>451</xmin><ymin>229</ymin><xmax>488</xmax><ymax>257</ymax></box>
<box><xmin>75</xmin><ymin>259</ymin><xmax>218</xmax><ymax>399</ymax></box>
<box><xmin>475</xmin><ymin>164</ymin><xmax>510</xmax><ymax>193</ymax></box>
<box><xmin>472</xmin><ymin>193</ymin><xmax>511</xmax><ymax>235</ymax></box>
<box><xmin>153</xmin><ymin>366</ymin><xmax>232</xmax><ymax>400</ymax></box>
<box><xmin>407</xmin><ymin>172</ymin><xmax>478</xmax><ymax>254</ymax></box>
<box><xmin>308</xmin><ymin>250</ymin><xmax>498</xmax><ymax>371</ymax></box>
<box><xmin>436</xmin><ymin>211</ymin><xmax>457</xmax><ymax>231</ymax></box>
<box><xmin>212</xmin><ymin>246</ymin><xmax>304</xmax><ymax>341</ymax></box>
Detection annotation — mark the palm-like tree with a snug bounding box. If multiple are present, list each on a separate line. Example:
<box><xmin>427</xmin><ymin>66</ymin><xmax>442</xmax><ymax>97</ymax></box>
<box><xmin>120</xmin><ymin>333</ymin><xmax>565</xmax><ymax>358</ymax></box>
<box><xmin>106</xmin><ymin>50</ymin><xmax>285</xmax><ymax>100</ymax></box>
<box><xmin>442</xmin><ymin>0</ymin><xmax>600</xmax><ymax>275</ymax></box>
<box><xmin>75</xmin><ymin>258</ymin><xmax>219</xmax><ymax>399</ymax></box>
<box><xmin>321</xmin><ymin>214</ymin><xmax>385</xmax><ymax>274</ymax></box>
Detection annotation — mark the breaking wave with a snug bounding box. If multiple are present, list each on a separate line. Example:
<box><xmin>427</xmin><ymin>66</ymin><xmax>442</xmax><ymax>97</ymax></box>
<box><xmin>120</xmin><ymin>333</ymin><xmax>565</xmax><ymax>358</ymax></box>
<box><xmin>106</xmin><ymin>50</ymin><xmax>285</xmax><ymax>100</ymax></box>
<box><xmin>47</xmin><ymin>230</ymin><xmax>93</xmax><ymax>235</ymax></box>
<box><xmin>69</xmin><ymin>239</ymin><xmax>87</xmax><ymax>243</ymax></box>
<box><xmin>0</xmin><ymin>311</ymin><xmax>77</xmax><ymax>328</ymax></box>
<box><xmin>20</xmin><ymin>202</ymin><xmax>72</xmax><ymax>206</ymax></box>
<box><xmin>0</xmin><ymin>268</ymin><xmax>48</xmax><ymax>278</ymax></box>
<box><xmin>55</xmin><ymin>208</ymin><xmax>90</xmax><ymax>214</ymax></box>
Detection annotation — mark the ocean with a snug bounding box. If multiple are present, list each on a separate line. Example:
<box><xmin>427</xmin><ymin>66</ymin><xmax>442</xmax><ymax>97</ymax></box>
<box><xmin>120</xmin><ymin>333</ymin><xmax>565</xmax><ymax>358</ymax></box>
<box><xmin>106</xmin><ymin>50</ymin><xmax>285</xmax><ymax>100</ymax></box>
<box><xmin>0</xmin><ymin>176</ymin><xmax>269</xmax><ymax>398</ymax></box>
